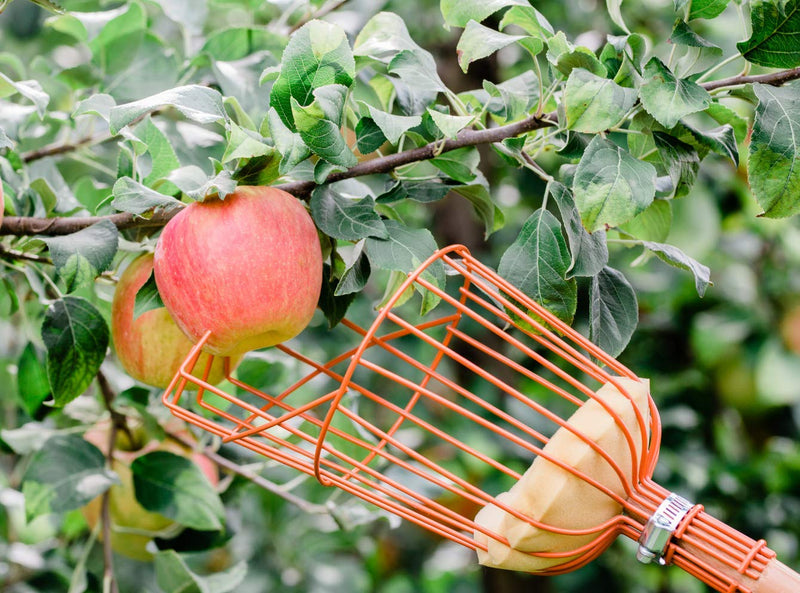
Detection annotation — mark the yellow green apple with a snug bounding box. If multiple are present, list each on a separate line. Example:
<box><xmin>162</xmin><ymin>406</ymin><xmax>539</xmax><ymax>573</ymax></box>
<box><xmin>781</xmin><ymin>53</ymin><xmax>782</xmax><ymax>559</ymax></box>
<box><xmin>112</xmin><ymin>253</ymin><xmax>241</xmax><ymax>389</ymax></box>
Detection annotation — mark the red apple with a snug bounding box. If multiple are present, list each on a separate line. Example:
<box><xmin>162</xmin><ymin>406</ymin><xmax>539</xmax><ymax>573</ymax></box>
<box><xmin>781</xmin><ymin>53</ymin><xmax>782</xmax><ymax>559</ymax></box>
<box><xmin>112</xmin><ymin>253</ymin><xmax>241</xmax><ymax>389</ymax></box>
<box><xmin>153</xmin><ymin>186</ymin><xmax>322</xmax><ymax>356</ymax></box>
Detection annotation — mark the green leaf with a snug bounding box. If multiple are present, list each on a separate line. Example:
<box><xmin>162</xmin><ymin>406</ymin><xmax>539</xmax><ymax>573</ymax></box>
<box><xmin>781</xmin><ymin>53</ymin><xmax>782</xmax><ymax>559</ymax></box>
<box><xmin>639</xmin><ymin>57</ymin><xmax>711</xmax><ymax>129</ymax></box>
<box><xmin>355</xmin><ymin>117</ymin><xmax>387</xmax><ymax>154</ymax></box>
<box><xmin>232</xmin><ymin>154</ymin><xmax>281</xmax><ymax>187</ymax></box>
<box><xmin>365</xmin><ymin>221</ymin><xmax>444</xmax><ymax>315</ymax></box>
<box><xmin>564</xmin><ymin>68</ymin><xmax>637</xmax><ymax>133</ymax></box>
<box><xmin>619</xmin><ymin>199</ymin><xmax>673</xmax><ymax>242</ymax></box>
<box><xmin>109</xmin><ymin>85</ymin><xmax>226</xmax><ymax>134</ymax></box>
<box><xmin>139</xmin><ymin>117</ymin><xmax>180</xmax><ymax>185</ymax></box>
<box><xmin>477</xmin><ymin>71</ymin><xmax>539</xmax><ymax>121</ymax></box>
<box><xmin>87</xmin><ymin>1</ymin><xmax>146</xmax><ymax>74</ymax></box>
<box><xmin>43</xmin><ymin>220</ymin><xmax>119</xmax><ymax>292</ymax></box>
<box><xmin>737</xmin><ymin>0</ymin><xmax>800</xmax><ymax>67</ymax></box>
<box><xmin>452</xmin><ymin>175</ymin><xmax>504</xmax><ymax>238</ymax></box>
<box><xmin>440</xmin><ymin>0</ymin><xmax>530</xmax><ymax>28</ymax></box>
<box><xmin>640</xmin><ymin>240</ymin><xmax>711</xmax><ymax>296</ymax></box>
<box><xmin>705</xmin><ymin>102</ymin><xmax>748</xmax><ymax>144</ymax></box>
<box><xmin>201</xmin><ymin>27</ymin><xmax>287</xmax><ymax>61</ymax></box>
<box><xmin>669</xmin><ymin>19</ymin><xmax>721</xmax><ymax>49</ymax></box>
<box><xmin>155</xmin><ymin>551</ymin><xmax>247</xmax><ymax>593</ymax></box>
<box><xmin>573</xmin><ymin>136</ymin><xmax>657</xmax><ymax>232</ymax></box>
<box><xmin>675</xmin><ymin>0</ymin><xmax>730</xmax><ymax>20</ymax></box>
<box><xmin>498</xmin><ymin>6</ymin><xmax>555</xmax><ymax>39</ymax></box>
<box><xmin>497</xmin><ymin>208</ymin><xmax>577</xmax><ymax>326</ymax></box>
<box><xmin>270</xmin><ymin>20</ymin><xmax>355</xmax><ymax>130</ymax></box>
<box><xmin>353</xmin><ymin>12</ymin><xmax>423</xmax><ymax>63</ymax></box>
<box><xmin>550</xmin><ymin>181</ymin><xmax>608</xmax><ymax>277</ymax></box>
<box><xmin>133</xmin><ymin>269</ymin><xmax>165</xmax><ymax>321</ymax></box>
<box><xmin>292</xmin><ymin>85</ymin><xmax>357</xmax><ymax>168</ymax></box>
<box><xmin>653</xmin><ymin>131</ymin><xmax>700</xmax><ymax>198</ymax></box>
<box><xmin>319</xmin><ymin>262</ymin><xmax>358</xmax><ymax>328</ymax></box>
<box><xmin>388</xmin><ymin>49</ymin><xmax>448</xmax><ymax>96</ymax></box>
<box><xmin>362</xmin><ymin>104</ymin><xmax>422</xmax><ymax>145</ymax></box>
<box><xmin>430</xmin><ymin>147</ymin><xmax>480</xmax><ymax>183</ymax></box>
<box><xmin>132</xmin><ymin>451</ymin><xmax>225</xmax><ymax>531</ymax></box>
<box><xmin>426</xmin><ymin>109</ymin><xmax>475</xmax><ymax>139</ymax></box>
<box><xmin>607</xmin><ymin>0</ymin><xmax>631</xmax><ymax>33</ymax></box>
<box><xmin>42</xmin><ymin>297</ymin><xmax>109</xmax><ymax>406</ymax></box>
<box><xmin>748</xmin><ymin>83</ymin><xmax>800</xmax><ymax>217</ymax></box>
<box><xmin>668</xmin><ymin>20</ymin><xmax>723</xmax><ymax>77</ymax></box>
<box><xmin>17</xmin><ymin>343</ymin><xmax>51</xmax><ymax>416</ymax></box>
<box><xmin>0</xmin><ymin>73</ymin><xmax>49</xmax><ymax>117</ymax></box>
<box><xmin>310</xmin><ymin>181</ymin><xmax>388</xmax><ymax>241</ymax></box>
<box><xmin>222</xmin><ymin>121</ymin><xmax>276</xmax><ymax>164</ymax></box>
<box><xmin>547</xmin><ymin>32</ymin><xmax>607</xmax><ymax>77</ymax></box>
<box><xmin>112</xmin><ymin>177</ymin><xmax>183</xmax><ymax>215</ymax></box>
<box><xmin>680</xmin><ymin>121</ymin><xmax>738</xmax><ymax>165</ymax></box>
<box><xmin>377</xmin><ymin>178</ymin><xmax>453</xmax><ymax>204</ymax></box>
<box><xmin>456</xmin><ymin>20</ymin><xmax>525</xmax><ymax>73</ymax></box>
<box><xmin>266</xmin><ymin>108</ymin><xmax>312</xmax><ymax>174</ymax></box>
<box><xmin>22</xmin><ymin>434</ymin><xmax>116</xmax><ymax>519</ymax></box>
<box><xmin>335</xmin><ymin>243</ymin><xmax>372</xmax><ymax>297</ymax></box>
<box><xmin>590</xmin><ymin>267</ymin><xmax>638</xmax><ymax>357</ymax></box>
<box><xmin>168</xmin><ymin>167</ymin><xmax>237</xmax><ymax>202</ymax></box>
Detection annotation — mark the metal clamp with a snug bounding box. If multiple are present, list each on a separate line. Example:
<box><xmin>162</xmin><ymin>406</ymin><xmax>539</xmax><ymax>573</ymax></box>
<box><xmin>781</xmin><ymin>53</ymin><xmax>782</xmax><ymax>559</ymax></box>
<box><xmin>636</xmin><ymin>492</ymin><xmax>695</xmax><ymax>565</ymax></box>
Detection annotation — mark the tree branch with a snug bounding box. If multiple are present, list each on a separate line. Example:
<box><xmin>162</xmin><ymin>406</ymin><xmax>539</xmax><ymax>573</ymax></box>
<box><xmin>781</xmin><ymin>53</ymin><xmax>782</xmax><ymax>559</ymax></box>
<box><xmin>289</xmin><ymin>0</ymin><xmax>350</xmax><ymax>33</ymax></box>
<box><xmin>0</xmin><ymin>112</ymin><xmax>556</xmax><ymax>236</ymax></box>
<box><xmin>702</xmin><ymin>65</ymin><xmax>800</xmax><ymax>92</ymax></box>
<box><xmin>1</xmin><ymin>64</ymin><xmax>798</xmax><ymax>238</ymax></box>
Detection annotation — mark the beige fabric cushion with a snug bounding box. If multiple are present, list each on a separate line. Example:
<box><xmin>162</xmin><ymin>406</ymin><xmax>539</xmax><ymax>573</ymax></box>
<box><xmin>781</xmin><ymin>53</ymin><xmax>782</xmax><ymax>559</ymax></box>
<box><xmin>475</xmin><ymin>377</ymin><xmax>650</xmax><ymax>572</ymax></box>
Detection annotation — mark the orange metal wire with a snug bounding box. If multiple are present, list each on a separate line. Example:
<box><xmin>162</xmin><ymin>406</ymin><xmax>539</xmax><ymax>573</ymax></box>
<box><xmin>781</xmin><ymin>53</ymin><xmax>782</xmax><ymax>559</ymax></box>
<box><xmin>162</xmin><ymin>244</ymin><xmax>790</xmax><ymax>592</ymax></box>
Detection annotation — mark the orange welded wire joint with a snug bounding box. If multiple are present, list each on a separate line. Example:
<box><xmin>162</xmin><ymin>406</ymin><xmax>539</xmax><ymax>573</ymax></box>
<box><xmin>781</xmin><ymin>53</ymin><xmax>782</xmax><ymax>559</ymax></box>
<box><xmin>162</xmin><ymin>244</ymin><xmax>800</xmax><ymax>593</ymax></box>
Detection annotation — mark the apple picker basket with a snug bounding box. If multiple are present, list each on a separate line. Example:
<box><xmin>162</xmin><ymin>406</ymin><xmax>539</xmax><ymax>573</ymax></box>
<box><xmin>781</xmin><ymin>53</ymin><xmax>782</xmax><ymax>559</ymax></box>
<box><xmin>162</xmin><ymin>245</ymin><xmax>799</xmax><ymax>593</ymax></box>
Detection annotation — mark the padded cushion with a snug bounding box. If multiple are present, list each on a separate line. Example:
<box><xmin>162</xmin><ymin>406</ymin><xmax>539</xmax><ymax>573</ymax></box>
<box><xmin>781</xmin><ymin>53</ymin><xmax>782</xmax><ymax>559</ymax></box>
<box><xmin>474</xmin><ymin>377</ymin><xmax>650</xmax><ymax>572</ymax></box>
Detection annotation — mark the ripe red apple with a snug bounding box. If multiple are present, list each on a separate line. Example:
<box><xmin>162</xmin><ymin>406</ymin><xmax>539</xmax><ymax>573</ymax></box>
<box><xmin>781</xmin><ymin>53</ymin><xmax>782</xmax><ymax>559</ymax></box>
<box><xmin>153</xmin><ymin>186</ymin><xmax>323</xmax><ymax>356</ymax></box>
<box><xmin>112</xmin><ymin>253</ymin><xmax>241</xmax><ymax>389</ymax></box>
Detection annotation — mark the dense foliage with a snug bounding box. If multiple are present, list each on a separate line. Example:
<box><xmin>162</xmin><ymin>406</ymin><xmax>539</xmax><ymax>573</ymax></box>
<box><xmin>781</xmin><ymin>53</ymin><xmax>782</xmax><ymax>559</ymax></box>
<box><xmin>1</xmin><ymin>0</ymin><xmax>800</xmax><ymax>591</ymax></box>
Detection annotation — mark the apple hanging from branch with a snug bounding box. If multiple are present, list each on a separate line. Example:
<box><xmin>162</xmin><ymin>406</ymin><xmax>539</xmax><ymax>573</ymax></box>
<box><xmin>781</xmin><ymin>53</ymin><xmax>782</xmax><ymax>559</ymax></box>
<box><xmin>154</xmin><ymin>186</ymin><xmax>323</xmax><ymax>356</ymax></box>
<box><xmin>111</xmin><ymin>253</ymin><xmax>241</xmax><ymax>389</ymax></box>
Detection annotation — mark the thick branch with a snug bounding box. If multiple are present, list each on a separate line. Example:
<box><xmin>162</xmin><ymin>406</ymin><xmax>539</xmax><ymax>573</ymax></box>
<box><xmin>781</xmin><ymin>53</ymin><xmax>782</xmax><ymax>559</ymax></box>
<box><xmin>0</xmin><ymin>208</ymin><xmax>179</xmax><ymax>237</ymax></box>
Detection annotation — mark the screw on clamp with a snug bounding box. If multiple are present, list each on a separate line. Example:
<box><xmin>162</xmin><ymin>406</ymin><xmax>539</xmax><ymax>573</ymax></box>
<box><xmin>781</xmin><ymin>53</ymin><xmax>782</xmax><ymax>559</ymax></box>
<box><xmin>636</xmin><ymin>493</ymin><xmax>695</xmax><ymax>565</ymax></box>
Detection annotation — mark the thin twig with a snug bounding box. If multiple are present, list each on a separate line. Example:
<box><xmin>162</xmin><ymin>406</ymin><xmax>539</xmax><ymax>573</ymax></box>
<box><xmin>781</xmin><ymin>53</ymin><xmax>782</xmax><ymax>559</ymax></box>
<box><xmin>289</xmin><ymin>0</ymin><xmax>350</xmax><ymax>33</ymax></box>
<box><xmin>96</xmin><ymin>371</ymin><xmax>121</xmax><ymax>593</ymax></box>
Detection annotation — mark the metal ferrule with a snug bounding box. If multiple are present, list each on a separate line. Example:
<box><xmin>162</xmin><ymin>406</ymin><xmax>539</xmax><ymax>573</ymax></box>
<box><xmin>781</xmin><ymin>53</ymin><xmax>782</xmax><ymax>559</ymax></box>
<box><xmin>636</xmin><ymin>492</ymin><xmax>695</xmax><ymax>565</ymax></box>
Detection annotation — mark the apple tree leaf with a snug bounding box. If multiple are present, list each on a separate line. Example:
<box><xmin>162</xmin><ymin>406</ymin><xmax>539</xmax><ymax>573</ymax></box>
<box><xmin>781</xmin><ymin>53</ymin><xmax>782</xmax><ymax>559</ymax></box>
<box><xmin>675</xmin><ymin>0</ymin><xmax>730</xmax><ymax>20</ymax></box>
<box><xmin>440</xmin><ymin>0</ymin><xmax>531</xmax><ymax>28</ymax></box>
<box><xmin>42</xmin><ymin>297</ymin><xmax>110</xmax><ymax>407</ymax></box>
<box><xmin>748</xmin><ymin>83</ymin><xmax>800</xmax><ymax>217</ymax></box>
<box><xmin>456</xmin><ymin>20</ymin><xmax>525</xmax><ymax>73</ymax></box>
<box><xmin>573</xmin><ymin>136</ymin><xmax>657</xmax><ymax>232</ymax></box>
<box><xmin>132</xmin><ymin>451</ymin><xmax>225</xmax><ymax>531</ymax></box>
<box><xmin>564</xmin><ymin>68</ymin><xmax>638</xmax><ymax>133</ymax></box>
<box><xmin>112</xmin><ymin>176</ymin><xmax>183</xmax><ymax>215</ymax></box>
<box><xmin>737</xmin><ymin>0</ymin><xmax>800</xmax><ymax>68</ymax></box>
<box><xmin>365</xmin><ymin>221</ymin><xmax>444</xmax><ymax>315</ymax></box>
<box><xmin>497</xmin><ymin>208</ymin><xmax>577</xmax><ymax>327</ymax></box>
<box><xmin>109</xmin><ymin>85</ymin><xmax>226</xmax><ymax>134</ymax></box>
<box><xmin>16</xmin><ymin>343</ymin><xmax>51</xmax><ymax>416</ymax></box>
<box><xmin>311</xmin><ymin>181</ymin><xmax>388</xmax><ymax>241</ymax></box>
<box><xmin>639</xmin><ymin>57</ymin><xmax>711</xmax><ymax>129</ymax></box>
<box><xmin>653</xmin><ymin>131</ymin><xmax>699</xmax><ymax>198</ymax></box>
<box><xmin>43</xmin><ymin>220</ymin><xmax>119</xmax><ymax>293</ymax></box>
<box><xmin>550</xmin><ymin>181</ymin><xmax>608</xmax><ymax>278</ymax></box>
<box><xmin>270</xmin><ymin>20</ymin><xmax>355</xmax><ymax>130</ymax></box>
<box><xmin>22</xmin><ymin>434</ymin><xmax>116</xmax><ymax>520</ymax></box>
<box><xmin>640</xmin><ymin>240</ymin><xmax>712</xmax><ymax>296</ymax></box>
<box><xmin>590</xmin><ymin>266</ymin><xmax>638</xmax><ymax>357</ymax></box>
<box><xmin>155</xmin><ymin>550</ymin><xmax>247</xmax><ymax>593</ymax></box>
<box><xmin>133</xmin><ymin>269</ymin><xmax>165</xmax><ymax>321</ymax></box>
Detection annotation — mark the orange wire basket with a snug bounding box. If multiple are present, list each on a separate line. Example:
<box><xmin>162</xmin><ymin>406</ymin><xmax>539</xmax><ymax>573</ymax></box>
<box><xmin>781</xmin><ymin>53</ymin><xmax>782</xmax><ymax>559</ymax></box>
<box><xmin>162</xmin><ymin>245</ymin><xmax>799</xmax><ymax>593</ymax></box>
